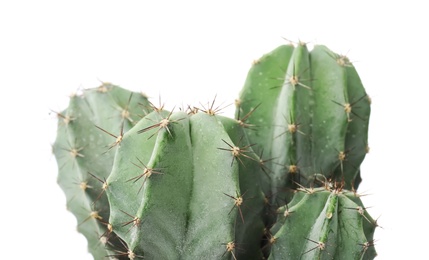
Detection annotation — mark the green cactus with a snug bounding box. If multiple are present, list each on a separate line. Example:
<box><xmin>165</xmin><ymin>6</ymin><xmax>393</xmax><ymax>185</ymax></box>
<box><xmin>236</xmin><ymin>42</ymin><xmax>371</xmax><ymax>202</ymax></box>
<box><xmin>52</xmin><ymin>41</ymin><xmax>377</xmax><ymax>260</ymax></box>
<box><xmin>106</xmin><ymin>109</ymin><xmax>265</xmax><ymax>259</ymax></box>
<box><xmin>268</xmin><ymin>186</ymin><xmax>377</xmax><ymax>259</ymax></box>
<box><xmin>52</xmin><ymin>83</ymin><xmax>150</xmax><ymax>259</ymax></box>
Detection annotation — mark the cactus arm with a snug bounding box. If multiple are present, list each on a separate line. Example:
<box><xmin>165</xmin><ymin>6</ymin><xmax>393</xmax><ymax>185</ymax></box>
<box><xmin>218</xmin><ymin>115</ymin><xmax>267</xmax><ymax>259</ymax></box>
<box><xmin>107</xmin><ymin>111</ymin><xmax>265</xmax><ymax>259</ymax></box>
<box><xmin>270</xmin><ymin>43</ymin><xmax>313</xmax><ymax>199</ymax></box>
<box><xmin>342</xmin><ymin>64</ymin><xmax>371</xmax><ymax>188</ymax></box>
<box><xmin>53</xmin><ymin>83</ymin><xmax>149</xmax><ymax>259</ymax></box>
<box><xmin>106</xmin><ymin>111</ymin><xmax>192</xmax><ymax>259</ymax></box>
<box><xmin>269</xmin><ymin>188</ymin><xmax>377</xmax><ymax>260</ymax></box>
<box><xmin>236</xmin><ymin>45</ymin><xmax>295</xmax><ymax>195</ymax></box>
<box><xmin>309</xmin><ymin>45</ymin><xmax>349</xmax><ymax>182</ymax></box>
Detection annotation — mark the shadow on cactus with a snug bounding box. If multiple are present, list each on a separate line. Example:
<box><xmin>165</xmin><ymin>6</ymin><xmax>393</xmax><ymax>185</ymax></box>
<box><xmin>52</xmin><ymin>42</ymin><xmax>378</xmax><ymax>259</ymax></box>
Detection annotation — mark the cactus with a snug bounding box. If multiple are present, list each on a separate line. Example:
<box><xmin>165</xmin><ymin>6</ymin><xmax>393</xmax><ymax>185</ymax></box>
<box><xmin>52</xmin><ymin>83</ymin><xmax>150</xmax><ymax>259</ymax></box>
<box><xmin>52</xmin><ymin>41</ymin><xmax>377</xmax><ymax>259</ymax></box>
<box><xmin>105</xmin><ymin>109</ymin><xmax>266</xmax><ymax>259</ymax></box>
<box><xmin>236</xmin><ymin>42</ymin><xmax>371</xmax><ymax>202</ymax></box>
<box><xmin>53</xmin><ymin>92</ymin><xmax>267</xmax><ymax>259</ymax></box>
<box><xmin>268</xmin><ymin>186</ymin><xmax>377</xmax><ymax>259</ymax></box>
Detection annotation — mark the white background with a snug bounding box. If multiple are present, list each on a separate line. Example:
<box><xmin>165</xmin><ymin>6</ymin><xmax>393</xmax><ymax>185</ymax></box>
<box><xmin>1</xmin><ymin>1</ymin><xmax>426</xmax><ymax>259</ymax></box>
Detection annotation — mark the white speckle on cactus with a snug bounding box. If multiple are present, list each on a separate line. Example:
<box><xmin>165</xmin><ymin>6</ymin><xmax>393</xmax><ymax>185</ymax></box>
<box><xmin>99</xmin><ymin>236</ymin><xmax>108</xmax><ymax>245</ymax></box>
<box><xmin>70</xmin><ymin>147</ymin><xmax>84</xmax><ymax>158</ymax></box>
<box><xmin>79</xmin><ymin>181</ymin><xmax>90</xmax><ymax>191</ymax></box>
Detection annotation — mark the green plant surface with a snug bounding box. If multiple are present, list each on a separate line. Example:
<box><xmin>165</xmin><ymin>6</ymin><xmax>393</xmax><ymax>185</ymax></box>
<box><xmin>52</xmin><ymin>42</ymin><xmax>377</xmax><ymax>260</ymax></box>
<box><xmin>106</xmin><ymin>109</ymin><xmax>265</xmax><ymax>259</ymax></box>
<box><xmin>52</xmin><ymin>83</ymin><xmax>150</xmax><ymax>259</ymax></box>
<box><xmin>237</xmin><ymin>43</ymin><xmax>371</xmax><ymax>203</ymax></box>
<box><xmin>269</xmin><ymin>187</ymin><xmax>377</xmax><ymax>260</ymax></box>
